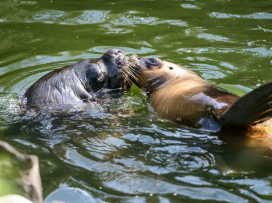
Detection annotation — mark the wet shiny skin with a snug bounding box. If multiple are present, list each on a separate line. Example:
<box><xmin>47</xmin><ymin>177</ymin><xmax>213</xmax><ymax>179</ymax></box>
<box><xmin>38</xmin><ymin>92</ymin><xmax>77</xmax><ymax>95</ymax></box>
<box><xmin>22</xmin><ymin>49</ymin><xmax>130</xmax><ymax>108</ymax></box>
<box><xmin>131</xmin><ymin>56</ymin><xmax>239</xmax><ymax>130</ymax></box>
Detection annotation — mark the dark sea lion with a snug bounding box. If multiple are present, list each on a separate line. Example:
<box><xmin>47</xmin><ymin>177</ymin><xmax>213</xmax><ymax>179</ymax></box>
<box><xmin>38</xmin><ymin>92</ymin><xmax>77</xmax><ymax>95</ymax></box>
<box><xmin>22</xmin><ymin>49</ymin><xmax>131</xmax><ymax>108</ymax></box>
<box><xmin>128</xmin><ymin>55</ymin><xmax>272</xmax><ymax>131</ymax></box>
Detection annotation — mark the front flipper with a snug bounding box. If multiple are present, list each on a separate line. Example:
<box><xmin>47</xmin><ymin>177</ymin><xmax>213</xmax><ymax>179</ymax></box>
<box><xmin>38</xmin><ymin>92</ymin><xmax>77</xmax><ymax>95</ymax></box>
<box><xmin>219</xmin><ymin>82</ymin><xmax>272</xmax><ymax>126</ymax></box>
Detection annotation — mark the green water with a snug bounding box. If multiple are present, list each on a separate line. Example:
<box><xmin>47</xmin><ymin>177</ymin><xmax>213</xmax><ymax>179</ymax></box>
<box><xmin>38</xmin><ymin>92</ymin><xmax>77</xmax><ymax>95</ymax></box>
<box><xmin>0</xmin><ymin>0</ymin><xmax>272</xmax><ymax>202</ymax></box>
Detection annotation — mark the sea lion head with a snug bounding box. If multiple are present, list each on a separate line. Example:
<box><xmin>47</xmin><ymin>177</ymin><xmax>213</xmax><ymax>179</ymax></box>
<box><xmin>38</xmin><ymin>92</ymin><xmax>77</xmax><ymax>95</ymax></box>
<box><xmin>127</xmin><ymin>54</ymin><xmax>189</xmax><ymax>94</ymax></box>
<box><xmin>96</xmin><ymin>49</ymin><xmax>131</xmax><ymax>92</ymax></box>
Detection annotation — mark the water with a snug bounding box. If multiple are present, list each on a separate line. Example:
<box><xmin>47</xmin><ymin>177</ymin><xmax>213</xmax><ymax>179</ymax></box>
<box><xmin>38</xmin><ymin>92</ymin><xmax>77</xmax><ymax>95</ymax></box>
<box><xmin>0</xmin><ymin>0</ymin><xmax>272</xmax><ymax>202</ymax></box>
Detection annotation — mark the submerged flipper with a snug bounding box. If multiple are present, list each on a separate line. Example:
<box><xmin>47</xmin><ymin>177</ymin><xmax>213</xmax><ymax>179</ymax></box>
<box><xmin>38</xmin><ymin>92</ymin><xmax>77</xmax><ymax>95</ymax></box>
<box><xmin>219</xmin><ymin>82</ymin><xmax>272</xmax><ymax>126</ymax></box>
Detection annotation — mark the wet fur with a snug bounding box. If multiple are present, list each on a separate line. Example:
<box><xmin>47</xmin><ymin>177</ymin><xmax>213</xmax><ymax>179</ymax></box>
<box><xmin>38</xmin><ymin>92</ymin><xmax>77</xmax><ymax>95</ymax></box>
<box><xmin>23</xmin><ymin>49</ymin><xmax>130</xmax><ymax>108</ymax></box>
<box><xmin>128</xmin><ymin>55</ymin><xmax>272</xmax><ymax>132</ymax></box>
<box><xmin>23</xmin><ymin>60</ymin><xmax>95</xmax><ymax>107</ymax></box>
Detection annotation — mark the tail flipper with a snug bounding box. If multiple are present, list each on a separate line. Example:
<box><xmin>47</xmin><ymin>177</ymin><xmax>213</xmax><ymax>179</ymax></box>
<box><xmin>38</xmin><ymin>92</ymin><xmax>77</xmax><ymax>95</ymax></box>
<box><xmin>219</xmin><ymin>82</ymin><xmax>272</xmax><ymax>126</ymax></box>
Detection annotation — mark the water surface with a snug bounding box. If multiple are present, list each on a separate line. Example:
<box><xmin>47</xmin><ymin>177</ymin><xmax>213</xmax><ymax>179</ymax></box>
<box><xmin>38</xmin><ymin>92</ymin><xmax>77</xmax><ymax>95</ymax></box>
<box><xmin>0</xmin><ymin>0</ymin><xmax>272</xmax><ymax>202</ymax></box>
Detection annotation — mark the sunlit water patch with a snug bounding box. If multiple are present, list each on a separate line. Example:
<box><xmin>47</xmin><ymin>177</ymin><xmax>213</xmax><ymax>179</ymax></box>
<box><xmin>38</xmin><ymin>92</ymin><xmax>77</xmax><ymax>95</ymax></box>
<box><xmin>210</xmin><ymin>12</ymin><xmax>272</xmax><ymax>20</ymax></box>
<box><xmin>180</xmin><ymin>4</ymin><xmax>201</xmax><ymax>10</ymax></box>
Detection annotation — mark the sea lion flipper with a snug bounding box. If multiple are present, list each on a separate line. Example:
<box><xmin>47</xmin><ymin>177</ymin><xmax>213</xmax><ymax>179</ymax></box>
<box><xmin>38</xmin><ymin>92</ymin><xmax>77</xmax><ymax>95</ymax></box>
<box><xmin>219</xmin><ymin>81</ymin><xmax>272</xmax><ymax>126</ymax></box>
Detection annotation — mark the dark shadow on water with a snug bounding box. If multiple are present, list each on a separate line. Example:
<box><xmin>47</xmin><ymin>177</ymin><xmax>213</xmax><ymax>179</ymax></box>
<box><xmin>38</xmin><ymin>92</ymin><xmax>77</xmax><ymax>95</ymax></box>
<box><xmin>215</xmin><ymin>126</ymin><xmax>272</xmax><ymax>174</ymax></box>
<box><xmin>4</xmin><ymin>108</ymin><xmax>272</xmax><ymax>175</ymax></box>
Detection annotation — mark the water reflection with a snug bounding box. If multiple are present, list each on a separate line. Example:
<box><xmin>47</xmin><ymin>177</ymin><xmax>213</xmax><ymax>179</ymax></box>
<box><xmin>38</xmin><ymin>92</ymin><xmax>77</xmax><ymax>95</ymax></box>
<box><xmin>177</xmin><ymin>47</ymin><xmax>272</xmax><ymax>57</ymax></box>
<box><xmin>3</xmin><ymin>94</ymin><xmax>272</xmax><ymax>202</ymax></box>
<box><xmin>1</xmin><ymin>0</ymin><xmax>272</xmax><ymax>202</ymax></box>
<box><xmin>31</xmin><ymin>10</ymin><xmax>109</xmax><ymax>25</ymax></box>
<box><xmin>180</xmin><ymin>4</ymin><xmax>201</xmax><ymax>10</ymax></box>
<box><xmin>45</xmin><ymin>186</ymin><xmax>97</xmax><ymax>203</ymax></box>
<box><xmin>210</xmin><ymin>12</ymin><xmax>272</xmax><ymax>19</ymax></box>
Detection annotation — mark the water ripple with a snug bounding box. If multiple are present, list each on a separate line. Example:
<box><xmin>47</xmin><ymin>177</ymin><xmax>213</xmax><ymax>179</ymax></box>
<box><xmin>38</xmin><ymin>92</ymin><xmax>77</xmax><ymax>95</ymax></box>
<box><xmin>1</xmin><ymin>9</ymin><xmax>110</xmax><ymax>25</ymax></box>
<box><xmin>220</xmin><ymin>178</ymin><xmax>272</xmax><ymax>196</ymax></box>
<box><xmin>177</xmin><ymin>47</ymin><xmax>272</xmax><ymax>57</ymax></box>
<box><xmin>45</xmin><ymin>186</ymin><xmax>97</xmax><ymax>203</ymax></box>
<box><xmin>104</xmin><ymin>175</ymin><xmax>247</xmax><ymax>202</ymax></box>
<box><xmin>210</xmin><ymin>12</ymin><xmax>272</xmax><ymax>19</ymax></box>
<box><xmin>1</xmin><ymin>0</ymin><xmax>272</xmax><ymax>202</ymax></box>
<box><xmin>181</xmin><ymin>4</ymin><xmax>201</xmax><ymax>9</ymax></box>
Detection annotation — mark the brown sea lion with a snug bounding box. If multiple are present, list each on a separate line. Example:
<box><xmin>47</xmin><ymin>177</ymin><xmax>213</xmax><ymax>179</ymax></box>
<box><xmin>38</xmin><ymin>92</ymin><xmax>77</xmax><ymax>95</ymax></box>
<box><xmin>22</xmin><ymin>49</ymin><xmax>132</xmax><ymax>108</ymax></box>
<box><xmin>128</xmin><ymin>55</ymin><xmax>272</xmax><ymax>131</ymax></box>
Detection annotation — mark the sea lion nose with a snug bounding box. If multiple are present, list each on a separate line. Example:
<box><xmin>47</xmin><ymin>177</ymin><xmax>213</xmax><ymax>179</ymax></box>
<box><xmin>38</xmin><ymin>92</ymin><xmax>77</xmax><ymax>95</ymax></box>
<box><xmin>106</xmin><ymin>49</ymin><xmax>122</xmax><ymax>56</ymax></box>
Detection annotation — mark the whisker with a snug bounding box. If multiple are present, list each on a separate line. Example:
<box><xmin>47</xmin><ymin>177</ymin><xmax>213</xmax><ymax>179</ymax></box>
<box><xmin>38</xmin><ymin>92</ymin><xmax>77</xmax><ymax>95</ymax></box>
<box><xmin>129</xmin><ymin>67</ymin><xmax>139</xmax><ymax>75</ymax></box>
<box><xmin>121</xmin><ymin>70</ymin><xmax>133</xmax><ymax>85</ymax></box>
<box><xmin>126</xmin><ymin>65</ymin><xmax>139</xmax><ymax>75</ymax></box>
<box><xmin>94</xmin><ymin>88</ymin><xmax>106</xmax><ymax>96</ymax></box>
<box><xmin>120</xmin><ymin>55</ymin><xmax>142</xmax><ymax>83</ymax></box>
<box><xmin>127</xmin><ymin>70</ymin><xmax>138</xmax><ymax>81</ymax></box>
<box><xmin>123</xmin><ymin>68</ymin><xmax>138</xmax><ymax>82</ymax></box>
<box><xmin>127</xmin><ymin>67</ymin><xmax>139</xmax><ymax>79</ymax></box>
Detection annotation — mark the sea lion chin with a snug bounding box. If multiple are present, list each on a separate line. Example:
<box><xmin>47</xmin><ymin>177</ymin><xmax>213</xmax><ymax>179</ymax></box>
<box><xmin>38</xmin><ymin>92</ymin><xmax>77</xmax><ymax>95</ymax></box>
<box><xmin>128</xmin><ymin>54</ymin><xmax>272</xmax><ymax>132</ymax></box>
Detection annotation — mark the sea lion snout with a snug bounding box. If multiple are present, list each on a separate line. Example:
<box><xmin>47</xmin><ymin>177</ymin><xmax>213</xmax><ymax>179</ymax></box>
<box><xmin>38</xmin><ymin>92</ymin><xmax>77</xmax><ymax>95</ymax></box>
<box><xmin>102</xmin><ymin>49</ymin><xmax>126</xmax><ymax>69</ymax></box>
<box><xmin>139</xmin><ymin>57</ymin><xmax>159</xmax><ymax>69</ymax></box>
<box><xmin>128</xmin><ymin>55</ymin><xmax>161</xmax><ymax>72</ymax></box>
<box><xmin>105</xmin><ymin>48</ymin><xmax>123</xmax><ymax>56</ymax></box>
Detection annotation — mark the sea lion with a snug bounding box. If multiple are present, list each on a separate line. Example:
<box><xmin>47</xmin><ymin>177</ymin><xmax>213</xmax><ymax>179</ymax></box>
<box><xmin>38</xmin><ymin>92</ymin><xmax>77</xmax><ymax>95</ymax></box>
<box><xmin>22</xmin><ymin>49</ymin><xmax>131</xmax><ymax>108</ymax></box>
<box><xmin>128</xmin><ymin>55</ymin><xmax>272</xmax><ymax>131</ymax></box>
